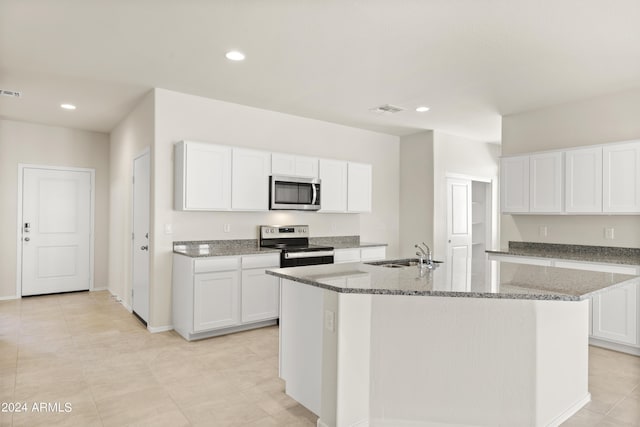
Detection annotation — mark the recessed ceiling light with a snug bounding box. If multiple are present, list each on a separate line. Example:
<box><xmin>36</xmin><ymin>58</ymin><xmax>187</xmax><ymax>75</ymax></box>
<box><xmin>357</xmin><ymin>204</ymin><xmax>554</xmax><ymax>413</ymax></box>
<box><xmin>60</xmin><ymin>103</ymin><xmax>76</xmax><ymax>110</ymax></box>
<box><xmin>416</xmin><ymin>106</ymin><xmax>430</xmax><ymax>112</ymax></box>
<box><xmin>225</xmin><ymin>51</ymin><xmax>245</xmax><ymax>61</ymax></box>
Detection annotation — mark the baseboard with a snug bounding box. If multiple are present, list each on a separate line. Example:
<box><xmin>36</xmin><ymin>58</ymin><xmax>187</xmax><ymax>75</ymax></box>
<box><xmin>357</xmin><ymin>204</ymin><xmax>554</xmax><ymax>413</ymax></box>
<box><xmin>147</xmin><ymin>325</ymin><xmax>173</xmax><ymax>333</ymax></box>
<box><xmin>371</xmin><ymin>419</ymin><xmax>474</xmax><ymax>427</ymax></box>
<box><xmin>319</xmin><ymin>419</ymin><xmax>369</xmax><ymax>427</ymax></box>
<box><xmin>590</xmin><ymin>338</ymin><xmax>640</xmax><ymax>356</ymax></box>
<box><xmin>545</xmin><ymin>393</ymin><xmax>591</xmax><ymax>427</ymax></box>
<box><xmin>0</xmin><ymin>295</ymin><xmax>19</xmax><ymax>301</ymax></box>
<box><xmin>107</xmin><ymin>289</ymin><xmax>132</xmax><ymax>312</ymax></box>
<box><xmin>91</xmin><ymin>286</ymin><xmax>108</xmax><ymax>291</ymax></box>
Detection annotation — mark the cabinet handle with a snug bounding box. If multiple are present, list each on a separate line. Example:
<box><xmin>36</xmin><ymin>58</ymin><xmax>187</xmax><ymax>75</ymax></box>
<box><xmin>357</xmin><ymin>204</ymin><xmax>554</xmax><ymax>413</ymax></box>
<box><xmin>140</xmin><ymin>245</ymin><xmax>148</xmax><ymax>251</ymax></box>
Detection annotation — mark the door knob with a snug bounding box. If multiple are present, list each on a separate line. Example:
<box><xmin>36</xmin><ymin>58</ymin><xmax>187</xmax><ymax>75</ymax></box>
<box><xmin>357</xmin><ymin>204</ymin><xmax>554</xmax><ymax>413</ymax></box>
<box><xmin>24</xmin><ymin>237</ymin><xmax>30</xmax><ymax>242</ymax></box>
<box><xmin>140</xmin><ymin>245</ymin><xmax>148</xmax><ymax>251</ymax></box>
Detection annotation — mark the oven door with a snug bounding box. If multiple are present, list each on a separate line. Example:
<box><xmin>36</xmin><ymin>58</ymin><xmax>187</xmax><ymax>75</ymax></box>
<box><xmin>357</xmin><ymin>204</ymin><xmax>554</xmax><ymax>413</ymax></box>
<box><xmin>270</xmin><ymin>176</ymin><xmax>321</xmax><ymax>211</ymax></box>
<box><xmin>281</xmin><ymin>250</ymin><xmax>334</xmax><ymax>267</ymax></box>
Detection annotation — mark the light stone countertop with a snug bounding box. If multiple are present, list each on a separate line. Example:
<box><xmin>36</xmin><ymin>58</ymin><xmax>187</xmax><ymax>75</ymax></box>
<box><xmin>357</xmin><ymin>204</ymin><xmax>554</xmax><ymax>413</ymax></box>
<box><xmin>266</xmin><ymin>258</ymin><xmax>640</xmax><ymax>301</ymax></box>
<box><xmin>173</xmin><ymin>236</ymin><xmax>387</xmax><ymax>258</ymax></box>
<box><xmin>486</xmin><ymin>241</ymin><xmax>640</xmax><ymax>266</ymax></box>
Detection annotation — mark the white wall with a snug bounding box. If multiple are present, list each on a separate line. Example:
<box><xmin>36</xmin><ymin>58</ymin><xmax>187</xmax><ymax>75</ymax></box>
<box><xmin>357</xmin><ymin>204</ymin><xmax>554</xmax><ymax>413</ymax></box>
<box><xmin>0</xmin><ymin>119</ymin><xmax>110</xmax><ymax>298</ymax></box>
<box><xmin>152</xmin><ymin>88</ymin><xmax>400</xmax><ymax>328</ymax></box>
<box><xmin>108</xmin><ymin>91</ymin><xmax>154</xmax><ymax>308</ymax></box>
<box><xmin>432</xmin><ymin>132</ymin><xmax>500</xmax><ymax>257</ymax></box>
<box><xmin>501</xmin><ymin>88</ymin><xmax>640</xmax><ymax>248</ymax></box>
<box><xmin>399</xmin><ymin>131</ymin><xmax>434</xmax><ymax>258</ymax></box>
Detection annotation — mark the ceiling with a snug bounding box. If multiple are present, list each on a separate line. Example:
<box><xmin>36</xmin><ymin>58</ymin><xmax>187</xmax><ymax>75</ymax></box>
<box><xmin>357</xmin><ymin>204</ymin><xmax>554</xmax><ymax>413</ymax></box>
<box><xmin>1</xmin><ymin>0</ymin><xmax>640</xmax><ymax>142</ymax></box>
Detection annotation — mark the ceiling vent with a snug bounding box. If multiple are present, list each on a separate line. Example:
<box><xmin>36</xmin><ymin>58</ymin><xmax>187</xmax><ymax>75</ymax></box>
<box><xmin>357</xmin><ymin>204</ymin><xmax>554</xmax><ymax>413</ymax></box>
<box><xmin>369</xmin><ymin>104</ymin><xmax>405</xmax><ymax>114</ymax></box>
<box><xmin>1</xmin><ymin>89</ymin><xmax>22</xmax><ymax>98</ymax></box>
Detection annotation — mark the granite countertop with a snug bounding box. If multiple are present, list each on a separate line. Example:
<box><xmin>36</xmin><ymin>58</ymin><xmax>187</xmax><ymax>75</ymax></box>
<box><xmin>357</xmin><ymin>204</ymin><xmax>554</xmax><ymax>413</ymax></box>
<box><xmin>487</xmin><ymin>242</ymin><xmax>640</xmax><ymax>266</ymax></box>
<box><xmin>266</xmin><ymin>258</ymin><xmax>640</xmax><ymax>301</ymax></box>
<box><xmin>173</xmin><ymin>236</ymin><xmax>387</xmax><ymax>258</ymax></box>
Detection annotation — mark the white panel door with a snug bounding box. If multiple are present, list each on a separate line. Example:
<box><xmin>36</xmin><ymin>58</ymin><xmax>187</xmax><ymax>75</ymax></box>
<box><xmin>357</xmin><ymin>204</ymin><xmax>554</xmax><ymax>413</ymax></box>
<box><xmin>603</xmin><ymin>141</ymin><xmax>640</xmax><ymax>213</ymax></box>
<box><xmin>565</xmin><ymin>147</ymin><xmax>603</xmax><ymax>213</ymax></box>
<box><xmin>319</xmin><ymin>159</ymin><xmax>348</xmax><ymax>212</ymax></box>
<box><xmin>446</xmin><ymin>178</ymin><xmax>472</xmax><ymax>291</ymax></box>
<box><xmin>271</xmin><ymin>153</ymin><xmax>296</xmax><ymax>176</ymax></box>
<box><xmin>500</xmin><ymin>156</ymin><xmax>529</xmax><ymax>213</ymax></box>
<box><xmin>347</xmin><ymin>162</ymin><xmax>372</xmax><ymax>212</ymax></box>
<box><xmin>132</xmin><ymin>151</ymin><xmax>150</xmax><ymax>323</ymax></box>
<box><xmin>294</xmin><ymin>156</ymin><xmax>319</xmax><ymax>178</ymax></box>
<box><xmin>232</xmin><ymin>148</ymin><xmax>271</xmax><ymax>211</ymax></box>
<box><xmin>21</xmin><ymin>167</ymin><xmax>92</xmax><ymax>296</ymax></box>
<box><xmin>529</xmin><ymin>152</ymin><xmax>563</xmax><ymax>213</ymax></box>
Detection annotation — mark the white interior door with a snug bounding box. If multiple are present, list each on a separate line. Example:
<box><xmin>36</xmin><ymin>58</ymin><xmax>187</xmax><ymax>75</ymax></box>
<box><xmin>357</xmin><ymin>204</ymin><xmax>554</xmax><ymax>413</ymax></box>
<box><xmin>21</xmin><ymin>167</ymin><xmax>92</xmax><ymax>296</ymax></box>
<box><xmin>446</xmin><ymin>178</ymin><xmax>472</xmax><ymax>291</ymax></box>
<box><xmin>132</xmin><ymin>151</ymin><xmax>150</xmax><ymax>323</ymax></box>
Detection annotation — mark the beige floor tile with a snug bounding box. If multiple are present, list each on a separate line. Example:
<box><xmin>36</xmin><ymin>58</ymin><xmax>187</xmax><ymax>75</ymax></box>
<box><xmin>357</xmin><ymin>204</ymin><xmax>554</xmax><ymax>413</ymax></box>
<box><xmin>94</xmin><ymin>386</ymin><xmax>179</xmax><ymax>427</ymax></box>
<box><xmin>607</xmin><ymin>393</ymin><xmax>640</xmax><ymax>426</ymax></box>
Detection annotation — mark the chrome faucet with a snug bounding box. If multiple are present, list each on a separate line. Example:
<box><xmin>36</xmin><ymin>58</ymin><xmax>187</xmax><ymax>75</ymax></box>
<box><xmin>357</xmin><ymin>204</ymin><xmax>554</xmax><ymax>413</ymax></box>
<box><xmin>415</xmin><ymin>243</ymin><xmax>433</xmax><ymax>268</ymax></box>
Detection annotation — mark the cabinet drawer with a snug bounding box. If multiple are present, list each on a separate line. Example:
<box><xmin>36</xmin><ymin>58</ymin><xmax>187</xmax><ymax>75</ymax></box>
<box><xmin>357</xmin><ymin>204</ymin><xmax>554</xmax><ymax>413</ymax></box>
<box><xmin>554</xmin><ymin>260</ymin><xmax>638</xmax><ymax>275</ymax></box>
<box><xmin>241</xmin><ymin>253</ymin><xmax>280</xmax><ymax>269</ymax></box>
<box><xmin>194</xmin><ymin>256</ymin><xmax>240</xmax><ymax>273</ymax></box>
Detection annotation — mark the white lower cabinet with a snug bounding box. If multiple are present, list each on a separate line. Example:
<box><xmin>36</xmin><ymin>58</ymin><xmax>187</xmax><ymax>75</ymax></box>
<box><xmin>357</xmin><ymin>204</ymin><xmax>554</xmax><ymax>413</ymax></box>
<box><xmin>241</xmin><ymin>268</ymin><xmax>280</xmax><ymax>323</ymax></box>
<box><xmin>173</xmin><ymin>252</ymin><xmax>280</xmax><ymax>340</ymax></box>
<box><xmin>488</xmin><ymin>253</ymin><xmax>640</xmax><ymax>354</ymax></box>
<box><xmin>193</xmin><ymin>270</ymin><xmax>240</xmax><ymax>331</ymax></box>
<box><xmin>592</xmin><ymin>283</ymin><xmax>638</xmax><ymax>346</ymax></box>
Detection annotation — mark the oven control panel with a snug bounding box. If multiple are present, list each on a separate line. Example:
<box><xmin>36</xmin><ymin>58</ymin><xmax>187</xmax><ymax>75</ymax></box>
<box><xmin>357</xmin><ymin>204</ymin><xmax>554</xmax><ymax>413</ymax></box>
<box><xmin>260</xmin><ymin>225</ymin><xmax>308</xmax><ymax>239</ymax></box>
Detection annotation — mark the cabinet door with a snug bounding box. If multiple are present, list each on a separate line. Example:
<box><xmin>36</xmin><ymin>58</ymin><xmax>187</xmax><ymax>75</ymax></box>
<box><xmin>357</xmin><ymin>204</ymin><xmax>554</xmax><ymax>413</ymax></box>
<box><xmin>500</xmin><ymin>156</ymin><xmax>529</xmax><ymax>213</ymax></box>
<box><xmin>319</xmin><ymin>159</ymin><xmax>348</xmax><ymax>212</ymax></box>
<box><xmin>241</xmin><ymin>268</ymin><xmax>280</xmax><ymax>323</ymax></box>
<box><xmin>565</xmin><ymin>147</ymin><xmax>603</xmax><ymax>213</ymax></box>
<box><xmin>603</xmin><ymin>141</ymin><xmax>640</xmax><ymax>213</ymax></box>
<box><xmin>592</xmin><ymin>282</ymin><xmax>638</xmax><ymax>346</ymax></box>
<box><xmin>271</xmin><ymin>153</ymin><xmax>296</xmax><ymax>176</ymax></box>
<box><xmin>294</xmin><ymin>156</ymin><xmax>319</xmax><ymax>178</ymax></box>
<box><xmin>529</xmin><ymin>152</ymin><xmax>563</xmax><ymax>213</ymax></box>
<box><xmin>360</xmin><ymin>246</ymin><xmax>386</xmax><ymax>261</ymax></box>
<box><xmin>232</xmin><ymin>148</ymin><xmax>271</xmax><ymax>211</ymax></box>
<box><xmin>334</xmin><ymin>248</ymin><xmax>361</xmax><ymax>264</ymax></box>
<box><xmin>193</xmin><ymin>271</ymin><xmax>240</xmax><ymax>332</ymax></box>
<box><xmin>175</xmin><ymin>141</ymin><xmax>232</xmax><ymax>211</ymax></box>
<box><xmin>347</xmin><ymin>162</ymin><xmax>372</xmax><ymax>212</ymax></box>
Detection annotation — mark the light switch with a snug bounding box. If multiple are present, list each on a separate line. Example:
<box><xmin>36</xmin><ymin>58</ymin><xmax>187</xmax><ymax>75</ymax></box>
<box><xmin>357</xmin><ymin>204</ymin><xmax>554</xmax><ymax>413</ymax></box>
<box><xmin>164</xmin><ymin>223</ymin><xmax>173</xmax><ymax>234</ymax></box>
<box><xmin>223</xmin><ymin>224</ymin><xmax>231</xmax><ymax>233</ymax></box>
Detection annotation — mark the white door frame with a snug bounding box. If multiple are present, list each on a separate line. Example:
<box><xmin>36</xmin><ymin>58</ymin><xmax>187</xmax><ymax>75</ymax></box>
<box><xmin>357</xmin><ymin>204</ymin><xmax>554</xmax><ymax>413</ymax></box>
<box><xmin>131</xmin><ymin>148</ymin><xmax>151</xmax><ymax>319</ymax></box>
<box><xmin>16</xmin><ymin>164</ymin><xmax>96</xmax><ymax>298</ymax></box>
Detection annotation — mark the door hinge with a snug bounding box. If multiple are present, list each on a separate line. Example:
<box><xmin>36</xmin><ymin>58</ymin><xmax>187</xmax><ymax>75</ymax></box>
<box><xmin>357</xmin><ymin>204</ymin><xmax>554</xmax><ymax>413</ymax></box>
<box><xmin>132</xmin><ymin>232</ymin><xmax>135</xmax><ymax>240</ymax></box>
<box><xmin>132</xmin><ymin>176</ymin><xmax>135</xmax><ymax>185</ymax></box>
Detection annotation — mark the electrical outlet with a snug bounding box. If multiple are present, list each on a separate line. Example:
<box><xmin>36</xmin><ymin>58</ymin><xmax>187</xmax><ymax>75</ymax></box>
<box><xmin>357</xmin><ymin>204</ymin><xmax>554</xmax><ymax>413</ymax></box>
<box><xmin>223</xmin><ymin>224</ymin><xmax>231</xmax><ymax>233</ymax></box>
<box><xmin>164</xmin><ymin>223</ymin><xmax>173</xmax><ymax>234</ymax></box>
<box><xmin>538</xmin><ymin>226</ymin><xmax>548</xmax><ymax>237</ymax></box>
<box><xmin>605</xmin><ymin>227</ymin><xmax>615</xmax><ymax>240</ymax></box>
<box><xmin>324</xmin><ymin>310</ymin><xmax>335</xmax><ymax>332</ymax></box>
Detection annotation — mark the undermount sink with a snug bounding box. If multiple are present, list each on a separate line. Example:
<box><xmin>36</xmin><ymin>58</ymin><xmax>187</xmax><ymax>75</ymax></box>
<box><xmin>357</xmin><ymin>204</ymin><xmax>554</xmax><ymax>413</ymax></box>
<box><xmin>365</xmin><ymin>258</ymin><xmax>443</xmax><ymax>268</ymax></box>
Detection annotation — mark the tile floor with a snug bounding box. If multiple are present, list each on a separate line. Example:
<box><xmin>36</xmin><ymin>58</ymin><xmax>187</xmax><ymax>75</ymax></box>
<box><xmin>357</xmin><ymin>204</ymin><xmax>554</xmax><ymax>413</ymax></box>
<box><xmin>0</xmin><ymin>290</ymin><xmax>638</xmax><ymax>426</ymax></box>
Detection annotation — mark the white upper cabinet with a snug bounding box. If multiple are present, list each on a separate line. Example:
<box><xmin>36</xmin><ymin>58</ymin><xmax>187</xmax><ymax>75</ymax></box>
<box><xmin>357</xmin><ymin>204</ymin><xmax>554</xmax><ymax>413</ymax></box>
<box><xmin>500</xmin><ymin>155</ymin><xmax>529</xmax><ymax>213</ymax></box>
<box><xmin>565</xmin><ymin>147</ymin><xmax>603</xmax><ymax>213</ymax></box>
<box><xmin>603</xmin><ymin>141</ymin><xmax>640</xmax><ymax>213</ymax></box>
<box><xmin>319</xmin><ymin>159</ymin><xmax>348</xmax><ymax>212</ymax></box>
<box><xmin>175</xmin><ymin>141</ymin><xmax>232</xmax><ymax>211</ymax></box>
<box><xmin>231</xmin><ymin>148</ymin><xmax>271</xmax><ymax>211</ymax></box>
<box><xmin>272</xmin><ymin>153</ymin><xmax>319</xmax><ymax>178</ymax></box>
<box><xmin>347</xmin><ymin>162</ymin><xmax>372</xmax><ymax>213</ymax></box>
<box><xmin>529</xmin><ymin>152</ymin><xmax>563</xmax><ymax>213</ymax></box>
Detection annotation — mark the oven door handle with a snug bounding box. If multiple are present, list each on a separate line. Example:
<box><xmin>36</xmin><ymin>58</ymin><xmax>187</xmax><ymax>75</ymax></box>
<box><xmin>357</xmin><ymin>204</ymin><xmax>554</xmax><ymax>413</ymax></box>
<box><xmin>284</xmin><ymin>250</ymin><xmax>334</xmax><ymax>259</ymax></box>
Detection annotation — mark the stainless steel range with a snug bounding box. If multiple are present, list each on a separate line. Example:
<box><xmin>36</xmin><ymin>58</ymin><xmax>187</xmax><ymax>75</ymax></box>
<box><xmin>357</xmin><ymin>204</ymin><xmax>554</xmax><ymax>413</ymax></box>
<box><xmin>259</xmin><ymin>225</ymin><xmax>334</xmax><ymax>267</ymax></box>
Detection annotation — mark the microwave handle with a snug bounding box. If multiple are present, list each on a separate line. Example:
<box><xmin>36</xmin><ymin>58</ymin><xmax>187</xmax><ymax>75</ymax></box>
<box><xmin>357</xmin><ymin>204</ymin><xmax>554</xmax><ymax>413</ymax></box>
<box><xmin>312</xmin><ymin>183</ymin><xmax>317</xmax><ymax>205</ymax></box>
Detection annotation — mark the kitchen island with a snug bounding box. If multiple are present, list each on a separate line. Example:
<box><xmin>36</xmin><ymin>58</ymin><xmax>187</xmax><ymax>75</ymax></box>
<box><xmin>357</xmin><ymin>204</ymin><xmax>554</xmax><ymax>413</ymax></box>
<box><xmin>266</xmin><ymin>259</ymin><xmax>640</xmax><ymax>427</ymax></box>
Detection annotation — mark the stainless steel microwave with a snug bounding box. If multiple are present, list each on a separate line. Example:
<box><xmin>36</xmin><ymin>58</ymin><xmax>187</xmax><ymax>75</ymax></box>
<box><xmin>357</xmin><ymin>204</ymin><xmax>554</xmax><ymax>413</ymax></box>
<box><xmin>269</xmin><ymin>176</ymin><xmax>321</xmax><ymax>211</ymax></box>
